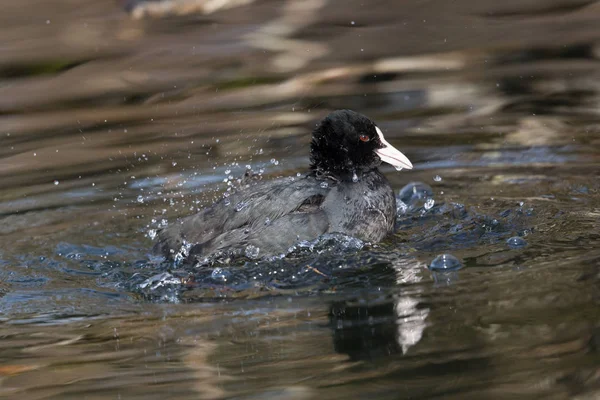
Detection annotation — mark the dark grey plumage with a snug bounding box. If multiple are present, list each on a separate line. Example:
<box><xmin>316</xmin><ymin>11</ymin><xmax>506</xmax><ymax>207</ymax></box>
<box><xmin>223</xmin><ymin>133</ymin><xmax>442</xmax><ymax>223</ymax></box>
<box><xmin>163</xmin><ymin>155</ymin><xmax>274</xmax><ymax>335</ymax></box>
<box><xmin>153</xmin><ymin>110</ymin><xmax>412</xmax><ymax>261</ymax></box>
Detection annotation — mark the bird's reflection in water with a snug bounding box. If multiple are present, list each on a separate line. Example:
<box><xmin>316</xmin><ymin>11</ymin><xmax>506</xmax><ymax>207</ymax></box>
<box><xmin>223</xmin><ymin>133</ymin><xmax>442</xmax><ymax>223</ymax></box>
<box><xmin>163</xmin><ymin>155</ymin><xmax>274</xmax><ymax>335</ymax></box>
<box><xmin>329</xmin><ymin>258</ymin><xmax>430</xmax><ymax>360</ymax></box>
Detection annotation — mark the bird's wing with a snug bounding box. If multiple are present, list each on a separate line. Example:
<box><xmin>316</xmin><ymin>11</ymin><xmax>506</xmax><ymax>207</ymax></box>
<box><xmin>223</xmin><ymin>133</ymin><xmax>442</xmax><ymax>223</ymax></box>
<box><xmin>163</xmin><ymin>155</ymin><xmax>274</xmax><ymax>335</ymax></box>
<box><xmin>153</xmin><ymin>175</ymin><xmax>329</xmax><ymax>256</ymax></box>
<box><xmin>190</xmin><ymin>210</ymin><xmax>330</xmax><ymax>259</ymax></box>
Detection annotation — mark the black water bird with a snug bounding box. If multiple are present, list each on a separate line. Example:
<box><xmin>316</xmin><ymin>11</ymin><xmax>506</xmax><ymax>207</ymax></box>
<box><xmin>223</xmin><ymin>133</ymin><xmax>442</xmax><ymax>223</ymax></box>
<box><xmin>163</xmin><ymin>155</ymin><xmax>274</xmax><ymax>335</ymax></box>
<box><xmin>154</xmin><ymin>110</ymin><xmax>413</xmax><ymax>260</ymax></box>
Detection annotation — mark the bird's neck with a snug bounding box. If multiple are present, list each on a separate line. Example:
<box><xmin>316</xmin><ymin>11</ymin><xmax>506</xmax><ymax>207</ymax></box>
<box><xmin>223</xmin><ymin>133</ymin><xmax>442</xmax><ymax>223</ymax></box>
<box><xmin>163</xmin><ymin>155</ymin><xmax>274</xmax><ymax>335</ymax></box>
<box><xmin>310</xmin><ymin>165</ymin><xmax>378</xmax><ymax>183</ymax></box>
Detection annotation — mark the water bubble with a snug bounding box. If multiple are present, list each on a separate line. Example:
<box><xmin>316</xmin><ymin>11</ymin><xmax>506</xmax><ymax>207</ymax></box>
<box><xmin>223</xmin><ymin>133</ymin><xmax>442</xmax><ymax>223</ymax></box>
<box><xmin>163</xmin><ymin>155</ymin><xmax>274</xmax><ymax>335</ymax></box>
<box><xmin>429</xmin><ymin>254</ymin><xmax>463</xmax><ymax>271</ymax></box>
<box><xmin>225</xmin><ymin>169</ymin><xmax>231</xmax><ymax>174</ymax></box>
<box><xmin>399</xmin><ymin>182</ymin><xmax>433</xmax><ymax>203</ymax></box>
<box><xmin>211</xmin><ymin>267</ymin><xmax>230</xmax><ymax>281</ymax></box>
<box><xmin>264</xmin><ymin>217</ymin><xmax>271</xmax><ymax>225</ymax></box>
<box><xmin>506</xmin><ymin>236</ymin><xmax>527</xmax><ymax>249</ymax></box>
<box><xmin>235</xmin><ymin>201</ymin><xmax>248</xmax><ymax>212</ymax></box>
<box><xmin>137</xmin><ymin>195</ymin><xmax>144</xmax><ymax>203</ymax></box>
<box><xmin>270</xmin><ymin>158</ymin><xmax>279</xmax><ymax>165</ymax></box>
<box><xmin>433</xmin><ymin>175</ymin><xmax>442</xmax><ymax>182</ymax></box>
<box><xmin>397</xmin><ymin>182</ymin><xmax>434</xmax><ymax>214</ymax></box>
<box><xmin>352</xmin><ymin>172</ymin><xmax>359</xmax><ymax>183</ymax></box>
<box><xmin>147</xmin><ymin>229</ymin><xmax>157</xmax><ymax>239</ymax></box>
<box><xmin>296</xmin><ymin>172</ymin><xmax>302</xmax><ymax>177</ymax></box>
<box><xmin>351</xmin><ymin>20</ymin><xmax>355</xmax><ymax>25</ymax></box>
<box><xmin>53</xmin><ymin>180</ymin><xmax>59</xmax><ymax>185</ymax></box>
<box><xmin>245</xmin><ymin>245</ymin><xmax>260</xmax><ymax>259</ymax></box>
<box><xmin>320</xmin><ymin>181</ymin><xmax>329</xmax><ymax>189</ymax></box>
<box><xmin>172</xmin><ymin>161</ymin><xmax>177</xmax><ymax>166</ymax></box>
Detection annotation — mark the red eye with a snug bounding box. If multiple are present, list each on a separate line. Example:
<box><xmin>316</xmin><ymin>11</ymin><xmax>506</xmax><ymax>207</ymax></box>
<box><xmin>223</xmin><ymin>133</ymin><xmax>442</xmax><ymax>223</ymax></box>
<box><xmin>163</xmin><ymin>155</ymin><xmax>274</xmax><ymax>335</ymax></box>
<box><xmin>359</xmin><ymin>134</ymin><xmax>370</xmax><ymax>142</ymax></box>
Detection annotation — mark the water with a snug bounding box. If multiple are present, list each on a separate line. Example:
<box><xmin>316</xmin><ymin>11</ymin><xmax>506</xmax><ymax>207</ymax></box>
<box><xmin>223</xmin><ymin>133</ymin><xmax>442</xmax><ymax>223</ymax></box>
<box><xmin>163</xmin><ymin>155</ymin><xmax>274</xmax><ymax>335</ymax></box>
<box><xmin>506</xmin><ymin>236</ymin><xmax>528</xmax><ymax>249</ymax></box>
<box><xmin>429</xmin><ymin>253</ymin><xmax>463</xmax><ymax>271</ymax></box>
<box><xmin>1</xmin><ymin>0</ymin><xmax>600</xmax><ymax>398</ymax></box>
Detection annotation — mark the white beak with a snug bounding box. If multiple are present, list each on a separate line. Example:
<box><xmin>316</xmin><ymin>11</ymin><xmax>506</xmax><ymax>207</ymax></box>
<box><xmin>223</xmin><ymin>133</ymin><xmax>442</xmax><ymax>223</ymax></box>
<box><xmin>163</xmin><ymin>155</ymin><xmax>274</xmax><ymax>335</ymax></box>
<box><xmin>374</xmin><ymin>127</ymin><xmax>413</xmax><ymax>170</ymax></box>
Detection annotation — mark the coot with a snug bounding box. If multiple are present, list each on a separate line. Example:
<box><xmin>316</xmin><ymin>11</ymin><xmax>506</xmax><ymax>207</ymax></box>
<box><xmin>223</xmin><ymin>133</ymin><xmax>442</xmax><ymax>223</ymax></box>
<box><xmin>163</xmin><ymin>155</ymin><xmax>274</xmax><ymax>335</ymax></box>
<box><xmin>154</xmin><ymin>110</ymin><xmax>413</xmax><ymax>261</ymax></box>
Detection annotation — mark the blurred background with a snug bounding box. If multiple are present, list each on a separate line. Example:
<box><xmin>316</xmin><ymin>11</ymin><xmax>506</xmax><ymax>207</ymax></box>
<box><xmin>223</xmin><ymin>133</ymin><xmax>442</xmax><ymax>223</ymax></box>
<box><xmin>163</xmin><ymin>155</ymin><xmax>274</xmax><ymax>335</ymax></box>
<box><xmin>0</xmin><ymin>0</ymin><xmax>599</xmax><ymax>399</ymax></box>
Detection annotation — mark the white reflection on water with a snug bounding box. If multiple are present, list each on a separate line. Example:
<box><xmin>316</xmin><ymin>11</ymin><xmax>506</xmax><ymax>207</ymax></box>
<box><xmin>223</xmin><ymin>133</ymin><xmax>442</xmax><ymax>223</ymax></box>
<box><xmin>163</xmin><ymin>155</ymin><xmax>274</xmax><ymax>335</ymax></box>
<box><xmin>392</xmin><ymin>258</ymin><xmax>429</xmax><ymax>354</ymax></box>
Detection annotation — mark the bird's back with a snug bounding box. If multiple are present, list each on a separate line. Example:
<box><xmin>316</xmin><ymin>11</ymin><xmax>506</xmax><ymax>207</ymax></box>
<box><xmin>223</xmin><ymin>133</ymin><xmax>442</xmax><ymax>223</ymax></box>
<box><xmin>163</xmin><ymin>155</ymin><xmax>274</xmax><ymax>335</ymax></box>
<box><xmin>153</xmin><ymin>174</ymin><xmax>331</xmax><ymax>259</ymax></box>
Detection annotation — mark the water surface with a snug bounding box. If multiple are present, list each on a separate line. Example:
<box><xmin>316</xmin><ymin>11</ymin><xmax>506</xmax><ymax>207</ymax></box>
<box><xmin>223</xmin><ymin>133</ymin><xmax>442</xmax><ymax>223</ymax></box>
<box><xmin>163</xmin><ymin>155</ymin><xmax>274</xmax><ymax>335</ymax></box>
<box><xmin>1</xmin><ymin>0</ymin><xmax>600</xmax><ymax>398</ymax></box>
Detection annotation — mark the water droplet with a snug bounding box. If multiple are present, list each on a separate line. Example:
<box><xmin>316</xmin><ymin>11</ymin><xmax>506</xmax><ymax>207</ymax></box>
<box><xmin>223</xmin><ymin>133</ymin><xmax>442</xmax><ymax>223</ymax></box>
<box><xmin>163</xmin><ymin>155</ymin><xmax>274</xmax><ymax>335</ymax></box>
<box><xmin>351</xmin><ymin>20</ymin><xmax>355</xmax><ymax>25</ymax></box>
<box><xmin>396</xmin><ymin>200</ymin><xmax>409</xmax><ymax>214</ymax></box>
<box><xmin>352</xmin><ymin>172</ymin><xmax>359</xmax><ymax>183</ymax></box>
<box><xmin>270</xmin><ymin>158</ymin><xmax>279</xmax><ymax>165</ymax></box>
<box><xmin>139</xmin><ymin>272</ymin><xmax>181</xmax><ymax>290</ymax></box>
<box><xmin>320</xmin><ymin>181</ymin><xmax>329</xmax><ymax>189</ymax></box>
<box><xmin>137</xmin><ymin>195</ymin><xmax>144</xmax><ymax>203</ymax></box>
<box><xmin>424</xmin><ymin>198</ymin><xmax>435</xmax><ymax>210</ymax></box>
<box><xmin>172</xmin><ymin>161</ymin><xmax>177</xmax><ymax>166</ymax></box>
<box><xmin>53</xmin><ymin>180</ymin><xmax>59</xmax><ymax>185</ymax></box>
<box><xmin>225</xmin><ymin>169</ymin><xmax>231</xmax><ymax>174</ymax></box>
<box><xmin>223</xmin><ymin>198</ymin><xmax>231</xmax><ymax>206</ymax></box>
<box><xmin>296</xmin><ymin>172</ymin><xmax>301</xmax><ymax>177</ymax></box>
<box><xmin>429</xmin><ymin>254</ymin><xmax>462</xmax><ymax>271</ymax></box>
<box><xmin>245</xmin><ymin>245</ymin><xmax>260</xmax><ymax>259</ymax></box>
<box><xmin>211</xmin><ymin>267</ymin><xmax>230</xmax><ymax>281</ymax></box>
<box><xmin>506</xmin><ymin>236</ymin><xmax>527</xmax><ymax>249</ymax></box>
<box><xmin>235</xmin><ymin>201</ymin><xmax>248</xmax><ymax>212</ymax></box>
<box><xmin>147</xmin><ymin>229</ymin><xmax>157</xmax><ymax>239</ymax></box>
<box><xmin>433</xmin><ymin>175</ymin><xmax>442</xmax><ymax>182</ymax></box>
<box><xmin>264</xmin><ymin>217</ymin><xmax>271</xmax><ymax>225</ymax></box>
<box><xmin>394</xmin><ymin>165</ymin><xmax>404</xmax><ymax>171</ymax></box>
